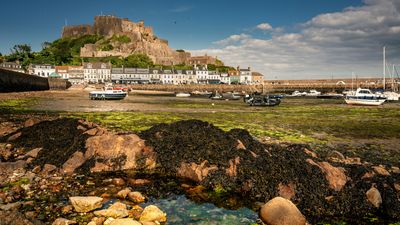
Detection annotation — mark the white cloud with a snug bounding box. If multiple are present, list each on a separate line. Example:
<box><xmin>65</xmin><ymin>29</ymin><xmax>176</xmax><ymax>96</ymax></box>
<box><xmin>213</xmin><ymin>34</ymin><xmax>251</xmax><ymax>46</ymax></box>
<box><xmin>256</xmin><ymin>23</ymin><xmax>273</xmax><ymax>31</ymax></box>
<box><xmin>191</xmin><ymin>0</ymin><xmax>400</xmax><ymax>79</ymax></box>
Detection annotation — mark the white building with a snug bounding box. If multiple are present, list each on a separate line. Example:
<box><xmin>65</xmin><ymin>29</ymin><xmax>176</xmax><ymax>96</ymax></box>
<box><xmin>83</xmin><ymin>62</ymin><xmax>111</xmax><ymax>83</ymax></box>
<box><xmin>29</xmin><ymin>64</ymin><xmax>55</xmax><ymax>77</ymax></box>
<box><xmin>239</xmin><ymin>67</ymin><xmax>252</xmax><ymax>84</ymax></box>
<box><xmin>220</xmin><ymin>73</ymin><xmax>230</xmax><ymax>84</ymax></box>
<box><xmin>0</xmin><ymin>62</ymin><xmax>25</xmax><ymax>73</ymax></box>
<box><xmin>68</xmin><ymin>66</ymin><xmax>84</xmax><ymax>84</ymax></box>
<box><xmin>160</xmin><ymin>69</ymin><xmax>174</xmax><ymax>84</ymax></box>
<box><xmin>194</xmin><ymin>65</ymin><xmax>209</xmax><ymax>84</ymax></box>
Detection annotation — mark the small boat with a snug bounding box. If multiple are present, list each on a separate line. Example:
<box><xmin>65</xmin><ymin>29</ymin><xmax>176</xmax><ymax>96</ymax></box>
<box><xmin>89</xmin><ymin>87</ymin><xmax>127</xmax><ymax>100</ymax></box>
<box><xmin>317</xmin><ymin>93</ymin><xmax>344</xmax><ymax>99</ymax></box>
<box><xmin>306</xmin><ymin>90</ymin><xmax>321</xmax><ymax>96</ymax></box>
<box><xmin>176</xmin><ymin>92</ymin><xmax>191</xmax><ymax>97</ymax></box>
<box><xmin>383</xmin><ymin>91</ymin><xmax>399</xmax><ymax>101</ymax></box>
<box><xmin>290</xmin><ymin>91</ymin><xmax>307</xmax><ymax>97</ymax></box>
<box><xmin>344</xmin><ymin>88</ymin><xmax>386</xmax><ymax>106</ymax></box>
<box><xmin>244</xmin><ymin>92</ymin><xmax>282</xmax><ymax>106</ymax></box>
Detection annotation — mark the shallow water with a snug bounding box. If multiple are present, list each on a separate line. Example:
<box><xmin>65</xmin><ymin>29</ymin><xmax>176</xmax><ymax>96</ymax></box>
<box><xmin>140</xmin><ymin>194</ymin><xmax>258</xmax><ymax>225</ymax></box>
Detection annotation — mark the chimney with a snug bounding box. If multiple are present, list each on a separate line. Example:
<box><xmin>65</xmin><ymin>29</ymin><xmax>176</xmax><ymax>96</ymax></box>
<box><xmin>237</xmin><ymin>66</ymin><xmax>240</xmax><ymax>71</ymax></box>
<box><xmin>248</xmin><ymin>67</ymin><xmax>251</xmax><ymax>71</ymax></box>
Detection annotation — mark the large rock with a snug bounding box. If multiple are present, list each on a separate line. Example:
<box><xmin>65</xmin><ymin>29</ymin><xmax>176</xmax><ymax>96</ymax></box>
<box><xmin>366</xmin><ymin>186</ymin><xmax>382</xmax><ymax>208</ymax></box>
<box><xmin>52</xmin><ymin>218</ymin><xmax>77</xmax><ymax>225</ymax></box>
<box><xmin>127</xmin><ymin>191</ymin><xmax>145</xmax><ymax>203</ymax></box>
<box><xmin>94</xmin><ymin>202</ymin><xmax>128</xmax><ymax>218</ymax></box>
<box><xmin>306</xmin><ymin>159</ymin><xmax>348</xmax><ymax>191</ymax></box>
<box><xmin>108</xmin><ymin>218</ymin><xmax>141</xmax><ymax>225</ymax></box>
<box><xmin>176</xmin><ymin>160</ymin><xmax>218</xmax><ymax>182</ymax></box>
<box><xmin>85</xmin><ymin>134</ymin><xmax>156</xmax><ymax>172</ymax></box>
<box><xmin>260</xmin><ymin>197</ymin><xmax>307</xmax><ymax>225</ymax></box>
<box><xmin>139</xmin><ymin>205</ymin><xmax>167</xmax><ymax>223</ymax></box>
<box><xmin>61</xmin><ymin>151</ymin><xmax>86</xmax><ymax>174</ymax></box>
<box><xmin>69</xmin><ymin>196</ymin><xmax>103</xmax><ymax>213</ymax></box>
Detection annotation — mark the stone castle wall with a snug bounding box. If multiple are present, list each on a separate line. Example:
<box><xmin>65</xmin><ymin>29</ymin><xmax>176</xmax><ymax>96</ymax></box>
<box><xmin>62</xmin><ymin>25</ymin><xmax>94</xmax><ymax>38</ymax></box>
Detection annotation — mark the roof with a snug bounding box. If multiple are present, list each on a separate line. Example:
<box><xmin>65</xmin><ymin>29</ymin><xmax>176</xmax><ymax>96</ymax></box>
<box><xmin>49</xmin><ymin>72</ymin><xmax>61</xmax><ymax>78</ymax></box>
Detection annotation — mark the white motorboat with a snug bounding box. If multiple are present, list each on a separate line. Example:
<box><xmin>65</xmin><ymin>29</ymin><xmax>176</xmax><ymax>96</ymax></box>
<box><xmin>291</xmin><ymin>91</ymin><xmax>307</xmax><ymax>97</ymax></box>
<box><xmin>89</xmin><ymin>87</ymin><xmax>127</xmax><ymax>100</ymax></box>
<box><xmin>306</xmin><ymin>89</ymin><xmax>321</xmax><ymax>96</ymax></box>
<box><xmin>344</xmin><ymin>88</ymin><xmax>386</xmax><ymax>106</ymax></box>
<box><xmin>176</xmin><ymin>92</ymin><xmax>191</xmax><ymax>97</ymax></box>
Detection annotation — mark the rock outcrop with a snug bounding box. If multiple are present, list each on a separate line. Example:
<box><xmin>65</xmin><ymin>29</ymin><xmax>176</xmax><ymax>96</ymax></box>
<box><xmin>1</xmin><ymin>118</ymin><xmax>400</xmax><ymax>223</ymax></box>
<box><xmin>62</xmin><ymin>15</ymin><xmax>191</xmax><ymax>65</ymax></box>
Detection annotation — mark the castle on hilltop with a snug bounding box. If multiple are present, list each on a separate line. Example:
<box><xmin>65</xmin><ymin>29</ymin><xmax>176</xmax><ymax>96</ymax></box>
<box><xmin>62</xmin><ymin>15</ymin><xmax>191</xmax><ymax>65</ymax></box>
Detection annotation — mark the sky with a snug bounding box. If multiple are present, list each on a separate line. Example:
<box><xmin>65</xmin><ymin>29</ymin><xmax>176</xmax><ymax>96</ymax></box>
<box><xmin>1</xmin><ymin>0</ymin><xmax>400</xmax><ymax>79</ymax></box>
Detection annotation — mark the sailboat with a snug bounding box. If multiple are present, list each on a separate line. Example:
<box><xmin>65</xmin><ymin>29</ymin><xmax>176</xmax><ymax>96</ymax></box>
<box><xmin>381</xmin><ymin>46</ymin><xmax>400</xmax><ymax>101</ymax></box>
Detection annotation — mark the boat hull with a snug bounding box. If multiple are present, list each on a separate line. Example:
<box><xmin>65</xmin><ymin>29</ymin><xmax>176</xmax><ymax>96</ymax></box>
<box><xmin>345</xmin><ymin>98</ymin><xmax>385</xmax><ymax>106</ymax></box>
<box><xmin>89</xmin><ymin>92</ymin><xmax>127</xmax><ymax>100</ymax></box>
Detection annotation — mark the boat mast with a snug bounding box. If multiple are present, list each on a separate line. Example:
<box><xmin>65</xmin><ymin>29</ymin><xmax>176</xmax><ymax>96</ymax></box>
<box><xmin>383</xmin><ymin>46</ymin><xmax>386</xmax><ymax>90</ymax></box>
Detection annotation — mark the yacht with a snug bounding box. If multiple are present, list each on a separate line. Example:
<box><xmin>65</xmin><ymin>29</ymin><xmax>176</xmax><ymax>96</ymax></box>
<box><xmin>344</xmin><ymin>88</ymin><xmax>386</xmax><ymax>106</ymax></box>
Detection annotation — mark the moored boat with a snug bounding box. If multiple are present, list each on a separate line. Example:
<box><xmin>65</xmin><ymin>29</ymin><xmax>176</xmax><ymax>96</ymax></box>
<box><xmin>344</xmin><ymin>88</ymin><xmax>386</xmax><ymax>106</ymax></box>
<box><xmin>176</xmin><ymin>92</ymin><xmax>191</xmax><ymax>97</ymax></box>
<box><xmin>89</xmin><ymin>87</ymin><xmax>127</xmax><ymax>100</ymax></box>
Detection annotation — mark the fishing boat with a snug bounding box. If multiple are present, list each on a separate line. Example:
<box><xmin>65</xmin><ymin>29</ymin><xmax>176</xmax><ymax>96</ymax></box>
<box><xmin>176</xmin><ymin>92</ymin><xmax>191</xmax><ymax>97</ymax></box>
<box><xmin>344</xmin><ymin>88</ymin><xmax>386</xmax><ymax>106</ymax></box>
<box><xmin>89</xmin><ymin>87</ymin><xmax>127</xmax><ymax>100</ymax></box>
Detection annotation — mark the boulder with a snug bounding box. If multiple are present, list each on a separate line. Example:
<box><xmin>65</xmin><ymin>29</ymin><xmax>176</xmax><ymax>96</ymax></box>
<box><xmin>176</xmin><ymin>160</ymin><xmax>218</xmax><ymax>182</ymax></box>
<box><xmin>24</xmin><ymin>118</ymin><xmax>40</xmax><ymax>127</ymax></box>
<box><xmin>94</xmin><ymin>202</ymin><xmax>128</xmax><ymax>219</ymax></box>
<box><xmin>226</xmin><ymin>157</ymin><xmax>240</xmax><ymax>177</ymax></box>
<box><xmin>372</xmin><ymin>166</ymin><xmax>390</xmax><ymax>176</ymax></box>
<box><xmin>139</xmin><ymin>205</ymin><xmax>167</xmax><ymax>223</ymax></box>
<box><xmin>127</xmin><ymin>191</ymin><xmax>145</xmax><ymax>203</ymax></box>
<box><xmin>52</xmin><ymin>218</ymin><xmax>77</xmax><ymax>225</ymax></box>
<box><xmin>278</xmin><ymin>182</ymin><xmax>296</xmax><ymax>200</ymax></box>
<box><xmin>41</xmin><ymin>164</ymin><xmax>58</xmax><ymax>175</ymax></box>
<box><xmin>7</xmin><ymin>132</ymin><xmax>21</xmax><ymax>141</ymax></box>
<box><xmin>69</xmin><ymin>196</ymin><xmax>103</xmax><ymax>213</ymax></box>
<box><xmin>306</xmin><ymin>159</ymin><xmax>348</xmax><ymax>191</ymax></box>
<box><xmin>259</xmin><ymin>197</ymin><xmax>307</xmax><ymax>225</ymax></box>
<box><xmin>366</xmin><ymin>186</ymin><xmax>382</xmax><ymax>208</ymax></box>
<box><xmin>108</xmin><ymin>218</ymin><xmax>141</xmax><ymax>225</ymax></box>
<box><xmin>85</xmin><ymin>134</ymin><xmax>156</xmax><ymax>172</ymax></box>
<box><xmin>117</xmin><ymin>188</ymin><xmax>131</xmax><ymax>199</ymax></box>
<box><xmin>61</xmin><ymin>151</ymin><xmax>86</xmax><ymax>174</ymax></box>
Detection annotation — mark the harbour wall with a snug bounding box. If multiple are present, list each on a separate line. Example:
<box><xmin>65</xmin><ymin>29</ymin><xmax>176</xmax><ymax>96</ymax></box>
<box><xmin>0</xmin><ymin>68</ymin><xmax>70</xmax><ymax>92</ymax></box>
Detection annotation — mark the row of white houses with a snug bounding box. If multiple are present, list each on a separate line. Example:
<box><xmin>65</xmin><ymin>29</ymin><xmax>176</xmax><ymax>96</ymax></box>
<box><xmin>19</xmin><ymin>63</ymin><xmax>263</xmax><ymax>85</ymax></box>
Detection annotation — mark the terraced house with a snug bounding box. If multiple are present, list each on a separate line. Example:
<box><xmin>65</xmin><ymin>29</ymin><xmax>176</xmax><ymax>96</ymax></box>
<box><xmin>83</xmin><ymin>62</ymin><xmax>111</xmax><ymax>83</ymax></box>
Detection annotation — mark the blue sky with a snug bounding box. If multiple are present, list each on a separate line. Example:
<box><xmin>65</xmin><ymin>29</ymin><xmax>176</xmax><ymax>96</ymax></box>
<box><xmin>1</xmin><ymin>0</ymin><xmax>400</xmax><ymax>79</ymax></box>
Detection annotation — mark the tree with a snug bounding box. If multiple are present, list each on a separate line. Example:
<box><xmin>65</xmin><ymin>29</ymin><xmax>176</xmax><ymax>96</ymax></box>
<box><xmin>5</xmin><ymin>44</ymin><xmax>33</xmax><ymax>70</ymax></box>
<box><xmin>124</xmin><ymin>54</ymin><xmax>153</xmax><ymax>68</ymax></box>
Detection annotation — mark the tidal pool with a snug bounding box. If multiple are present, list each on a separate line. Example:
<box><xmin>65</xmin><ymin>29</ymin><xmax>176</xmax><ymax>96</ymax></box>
<box><xmin>140</xmin><ymin>194</ymin><xmax>258</xmax><ymax>225</ymax></box>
